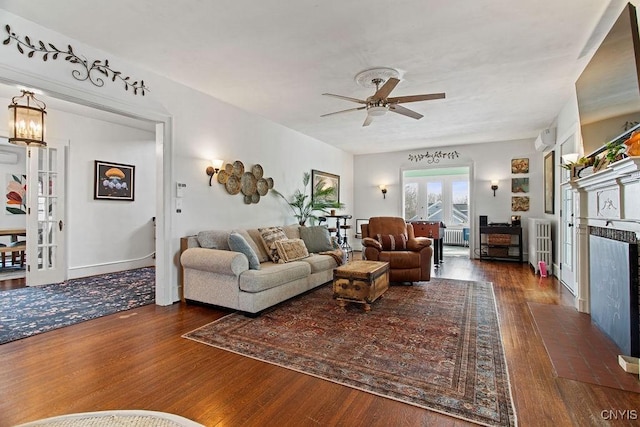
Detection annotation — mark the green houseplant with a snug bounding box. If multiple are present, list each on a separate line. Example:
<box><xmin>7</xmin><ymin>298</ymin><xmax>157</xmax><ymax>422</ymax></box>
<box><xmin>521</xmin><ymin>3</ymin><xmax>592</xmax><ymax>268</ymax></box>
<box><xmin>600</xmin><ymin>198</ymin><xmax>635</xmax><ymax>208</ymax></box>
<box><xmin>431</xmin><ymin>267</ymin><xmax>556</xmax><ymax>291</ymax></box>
<box><xmin>272</xmin><ymin>172</ymin><xmax>344</xmax><ymax>225</ymax></box>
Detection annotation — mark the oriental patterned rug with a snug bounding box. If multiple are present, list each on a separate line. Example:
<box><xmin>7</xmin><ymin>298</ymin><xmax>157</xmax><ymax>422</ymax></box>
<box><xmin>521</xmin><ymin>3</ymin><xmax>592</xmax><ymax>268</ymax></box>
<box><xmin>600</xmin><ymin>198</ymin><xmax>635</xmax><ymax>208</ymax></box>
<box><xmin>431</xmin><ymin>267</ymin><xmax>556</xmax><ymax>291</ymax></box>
<box><xmin>184</xmin><ymin>279</ymin><xmax>516</xmax><ymax>426</ymax></box>
<box><xmin>0</xmin><ymin>267</ymin><xmax>154</xmax><ymax>345</ymax></box>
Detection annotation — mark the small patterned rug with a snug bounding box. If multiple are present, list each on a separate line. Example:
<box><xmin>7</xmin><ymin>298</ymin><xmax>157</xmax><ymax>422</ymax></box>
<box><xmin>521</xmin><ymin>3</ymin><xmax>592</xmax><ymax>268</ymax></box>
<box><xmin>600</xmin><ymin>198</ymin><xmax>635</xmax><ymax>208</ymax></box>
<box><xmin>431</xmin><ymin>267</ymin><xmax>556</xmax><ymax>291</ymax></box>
<box><xmin>184</xmin><ymin>278</ymin><xmax>516</xmax><ymax>426</ymax></box>
<box><xmin>0</xmin><ymin>267</ymin><xmax>155</xmax><ymax>345</ymax></box>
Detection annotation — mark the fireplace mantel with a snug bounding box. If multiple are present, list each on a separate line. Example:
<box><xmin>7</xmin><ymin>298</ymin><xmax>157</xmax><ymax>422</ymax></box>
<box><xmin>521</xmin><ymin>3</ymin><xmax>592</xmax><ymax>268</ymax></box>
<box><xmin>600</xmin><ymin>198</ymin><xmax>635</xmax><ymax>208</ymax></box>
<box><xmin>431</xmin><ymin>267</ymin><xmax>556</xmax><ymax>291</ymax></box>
<box><xmin>568</xmin><ymin>157</ymin><xmax>640</xmax><ymax>315</ymax></box>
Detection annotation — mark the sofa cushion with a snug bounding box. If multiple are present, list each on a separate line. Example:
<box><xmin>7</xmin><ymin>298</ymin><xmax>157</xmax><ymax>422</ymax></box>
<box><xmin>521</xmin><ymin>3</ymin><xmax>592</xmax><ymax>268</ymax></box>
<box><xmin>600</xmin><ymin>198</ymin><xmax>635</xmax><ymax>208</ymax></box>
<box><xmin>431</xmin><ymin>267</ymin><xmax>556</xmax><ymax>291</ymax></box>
<box><xmin>258</xmin><ymin>227</ymin><xmax>289</xmax><ymax>263</ymax></box>
<box><xmin>376</xmin><ymin>234</ymin><xmax>408</xmax><ymax>250</ymax></box>
<box><xmin>197</xmin><ymin>230</ymin><xmax>230</xmax><ymax>250</ymax></box>
<box><xmin>299</xmin><ymin>225</ymin><xmax>333</xmax><ymax>253</ymax></box>
<box><xmin>246</xmin><ymin>228</ymin><xmax>270</xmax><ymax>263</ymax></box>
<box><xmin>228</xmin><ymin>232</ymin><xmax>261</xmax><ymax>270</ymax></box>
<box><xmin>282</xmin><ymin>224</ymin><xmax>301</xmax><ymax>240</ymax></box>
<box><xmin>298</xmin><ymin>253</ymin><xmax>339</xmax><ymax>273</ymax></box>
<box><xmin>239</xmin><ymin>261</ymin><xmax>310</xmax><ymax>293</ymax></box>
<box><xmin>275</xmin><ymin>238</ymin><xmax>309</xmax><ymax>263</ymax></box>
<box><xmin>231</xmin><ymin>229</ymin><xmax>265</xmax><ymax>263</ymax></box>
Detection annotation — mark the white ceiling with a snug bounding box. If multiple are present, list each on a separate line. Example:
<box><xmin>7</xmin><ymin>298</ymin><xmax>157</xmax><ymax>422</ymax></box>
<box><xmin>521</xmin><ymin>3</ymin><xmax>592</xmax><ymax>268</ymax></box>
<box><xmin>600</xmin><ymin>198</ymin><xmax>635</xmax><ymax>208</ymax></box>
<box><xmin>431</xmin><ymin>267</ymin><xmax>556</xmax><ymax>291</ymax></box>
<box><xmin>0</xmin><ymin>0</ymin><xmax>619</xmax><ymax>154</ymax></box>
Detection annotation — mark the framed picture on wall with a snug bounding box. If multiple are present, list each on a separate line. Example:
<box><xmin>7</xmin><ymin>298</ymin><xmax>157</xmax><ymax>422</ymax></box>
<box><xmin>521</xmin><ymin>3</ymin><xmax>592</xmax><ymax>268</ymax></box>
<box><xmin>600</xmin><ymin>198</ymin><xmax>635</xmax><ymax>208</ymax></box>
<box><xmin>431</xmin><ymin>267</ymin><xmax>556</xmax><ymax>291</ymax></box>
<box><xmin>311</xmin><ymin>169</ymin><xmax>340</xmax><ymax>205</ymax></box>
<box><xmin>544</xmin><ymin>151</ymin><xmax>555</xmax><ymax>214</ymax></box>
<box><xmin>511</xmin><ymin>158</ymin><xmax>529</xmax><ymax>174</ymax></box>
<box><xmin>94</xmin><ymin>160</ymin><xmax>135</xmax><ymax>201</ymax></box>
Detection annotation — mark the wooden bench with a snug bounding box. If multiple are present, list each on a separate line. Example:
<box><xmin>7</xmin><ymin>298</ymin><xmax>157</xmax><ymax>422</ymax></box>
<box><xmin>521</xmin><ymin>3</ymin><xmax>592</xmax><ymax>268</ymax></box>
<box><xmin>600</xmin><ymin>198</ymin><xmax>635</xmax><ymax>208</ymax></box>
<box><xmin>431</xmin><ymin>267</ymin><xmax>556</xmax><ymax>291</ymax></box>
<box><xmin>0</xmin><ymin>244</ymin><xmax>26</xmax><ymax>268</ymax></box>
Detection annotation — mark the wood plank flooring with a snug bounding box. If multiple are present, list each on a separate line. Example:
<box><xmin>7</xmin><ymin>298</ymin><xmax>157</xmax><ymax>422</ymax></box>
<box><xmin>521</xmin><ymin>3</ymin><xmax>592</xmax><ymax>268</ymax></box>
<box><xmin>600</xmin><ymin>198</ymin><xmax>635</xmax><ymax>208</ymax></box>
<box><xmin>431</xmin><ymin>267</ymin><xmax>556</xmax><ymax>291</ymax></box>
<box><xmin>1</xmin><ymin>255</ymin><xmax>638</xmax><ymax>426</ymax></box>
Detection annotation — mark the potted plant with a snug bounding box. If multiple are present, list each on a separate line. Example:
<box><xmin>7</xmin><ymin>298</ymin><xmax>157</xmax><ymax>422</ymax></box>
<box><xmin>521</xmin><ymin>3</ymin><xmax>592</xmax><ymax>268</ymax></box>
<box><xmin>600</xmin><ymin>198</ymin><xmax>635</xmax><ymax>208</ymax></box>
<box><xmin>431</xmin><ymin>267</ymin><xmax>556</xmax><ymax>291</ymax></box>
<box><xmin>272</xmin><ymin>172</ymin><xmax>344</xmax><ymax>225</ymax></box>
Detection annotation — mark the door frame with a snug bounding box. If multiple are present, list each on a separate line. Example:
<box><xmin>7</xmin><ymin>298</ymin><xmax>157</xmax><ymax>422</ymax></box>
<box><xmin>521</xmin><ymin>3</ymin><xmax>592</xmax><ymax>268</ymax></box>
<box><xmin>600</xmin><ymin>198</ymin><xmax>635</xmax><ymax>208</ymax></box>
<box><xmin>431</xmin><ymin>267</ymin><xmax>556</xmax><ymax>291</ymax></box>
<box><xmin>0</xmin><ymin>66</ymin><xmax>174</xmax><ymax>305</ymax></box>
<box><xmin>400</xmin><ymin>163</ymin><xmax>474</xmax><ymax>257</ymax></box>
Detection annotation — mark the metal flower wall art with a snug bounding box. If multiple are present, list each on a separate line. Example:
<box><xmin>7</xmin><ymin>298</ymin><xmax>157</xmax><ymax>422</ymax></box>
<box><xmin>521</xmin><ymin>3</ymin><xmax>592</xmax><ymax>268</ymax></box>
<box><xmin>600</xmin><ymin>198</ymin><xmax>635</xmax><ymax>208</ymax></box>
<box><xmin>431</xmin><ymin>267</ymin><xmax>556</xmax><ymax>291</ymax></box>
<box><xmin>3</xmin><ymin>24</ymin><xmax>149</xmax><ymax>96</ymax></box>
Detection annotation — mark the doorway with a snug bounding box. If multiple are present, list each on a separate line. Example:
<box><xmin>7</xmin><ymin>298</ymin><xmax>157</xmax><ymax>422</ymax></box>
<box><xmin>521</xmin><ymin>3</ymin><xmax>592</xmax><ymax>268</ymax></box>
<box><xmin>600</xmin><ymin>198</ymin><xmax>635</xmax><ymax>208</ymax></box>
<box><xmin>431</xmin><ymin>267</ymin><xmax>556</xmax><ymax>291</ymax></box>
<box><xmin>0</xmin><ymin>82</ymin><xmax>169</xmax><ymax>304</ymax></box>
<box><xmin>402</xmin><ymin>166</ymin><xmax>471</xmax><ymax>259</ymax></box>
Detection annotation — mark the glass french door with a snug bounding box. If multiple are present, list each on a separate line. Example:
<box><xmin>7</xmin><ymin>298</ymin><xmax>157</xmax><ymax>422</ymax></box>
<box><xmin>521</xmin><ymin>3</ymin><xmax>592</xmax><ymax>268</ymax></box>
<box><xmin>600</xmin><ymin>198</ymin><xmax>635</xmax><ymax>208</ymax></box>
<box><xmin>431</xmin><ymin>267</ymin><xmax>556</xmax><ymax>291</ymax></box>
<box><xmin>26</xmin><ymin>143</ymin><xmax>66</xmax><ymax>286</ymax></box>
<box><xmin>560</xmin><ymin>184</ymin><xmax>576</xmax><ymax>294</ymax></box>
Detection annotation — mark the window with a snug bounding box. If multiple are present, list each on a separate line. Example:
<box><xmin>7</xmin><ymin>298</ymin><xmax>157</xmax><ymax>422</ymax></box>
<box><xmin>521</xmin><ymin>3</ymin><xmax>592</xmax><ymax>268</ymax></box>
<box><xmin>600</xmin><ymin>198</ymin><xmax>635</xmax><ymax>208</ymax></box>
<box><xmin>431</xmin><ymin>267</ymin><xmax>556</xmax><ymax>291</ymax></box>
<box><xmin>402</xmin><ymin>168</ymin><xmax>470</xmax><ymax>227</ymax></box>
<box><xmin>404</xmin><ymin>183</ymin><xmax>418</xmax><ymax>221</ymax></box>
<box><xmin>451</xmin><ymin>180</ymin><xmax>469</xmax><ymax>225</ymax></box>
<box><xmin>426</xmin><ymin>182</ymin><xmax>443</xmax><ymax>221</ymax></box>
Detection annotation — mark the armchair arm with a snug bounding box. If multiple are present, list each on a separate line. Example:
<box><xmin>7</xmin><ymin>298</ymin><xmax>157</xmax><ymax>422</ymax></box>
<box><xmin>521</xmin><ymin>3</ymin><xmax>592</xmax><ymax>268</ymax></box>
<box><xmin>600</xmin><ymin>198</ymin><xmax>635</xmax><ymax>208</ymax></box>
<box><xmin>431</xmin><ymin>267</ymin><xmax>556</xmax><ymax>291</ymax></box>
<box><xmin>407</xmin><ymin>237</ymin><xmax>432</xmax><ymax>251</ymax></box>
<box><xmin>362</xmin><ymin>237</ymin><xmax>383</xmax><ymax>251</ymax></box>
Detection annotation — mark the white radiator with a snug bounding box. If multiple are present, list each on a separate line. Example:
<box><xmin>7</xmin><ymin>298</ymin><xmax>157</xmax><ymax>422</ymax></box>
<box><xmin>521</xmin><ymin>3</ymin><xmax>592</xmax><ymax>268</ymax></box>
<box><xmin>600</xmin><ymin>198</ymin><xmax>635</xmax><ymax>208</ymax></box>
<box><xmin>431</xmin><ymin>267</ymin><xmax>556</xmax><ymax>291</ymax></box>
<box><xmin>444</xmin><ymin>229</ymin><xmax>465</xmax><ymax>246</ymax></box>
<box><xmin>528</xmin><ymin>219</ymin><xmax>552</xmax><ymax>275</ymax></box>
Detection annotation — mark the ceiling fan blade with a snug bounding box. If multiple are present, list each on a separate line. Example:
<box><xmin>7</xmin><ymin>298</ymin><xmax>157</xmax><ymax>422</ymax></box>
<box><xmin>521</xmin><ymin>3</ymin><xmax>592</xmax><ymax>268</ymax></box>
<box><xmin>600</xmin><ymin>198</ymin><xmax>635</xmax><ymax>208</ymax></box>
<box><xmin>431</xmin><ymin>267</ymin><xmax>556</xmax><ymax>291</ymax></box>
<box><xmin>373</xmin><ymin>77</ymin><xmax>400</xmax><ymax>99</ymax></box>
<box><xmin>322</xmin><ymin>93</ymin><xmax>367</xmax><ymax>104</ymax></box>
<box><xmin>387</xmin><ymin>93</ymin><xmax>446</xmax><ymax>104</ymax></box>
<box><xmin>389</xmin><ymin>104</ymin><xmax>423</xmax><ymax>120</ymax></box>
<box><xmin>363</xmin><ymin>114</ymin><xmax>374</xmax><ymax>127</ymax></box>
<box><xmin>320</xmin><ymin>106</ymin><xmax>366</xmax><ymax>117</ymax></box>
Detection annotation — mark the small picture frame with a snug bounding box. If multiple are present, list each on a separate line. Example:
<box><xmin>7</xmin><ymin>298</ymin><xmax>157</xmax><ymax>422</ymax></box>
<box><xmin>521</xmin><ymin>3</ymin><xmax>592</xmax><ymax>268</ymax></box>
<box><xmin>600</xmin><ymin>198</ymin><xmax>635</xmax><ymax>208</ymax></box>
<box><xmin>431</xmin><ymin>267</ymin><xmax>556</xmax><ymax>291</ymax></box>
<box><xmin>94</xmin><ymin>160</ymin><xmax>135</xmax><ymax>201</ymax></box>
<box><xmin>511</xmin><ymin>177</ymin><xmax>529</xmax><ymax>193</ymax></box>
<box><xmin>511</xmin><ymin>158</ymin><xmax>529</xmax><ymax>174</ymax></box>
<box><xmin>512</xmin><ymin>196</ymin><xmax>530</xmax><ymax>212</ymax></box>
<box><xmin>311</xmin><ymin>169</ymin><xmax>340</xmax><ymax>205</ymax></box>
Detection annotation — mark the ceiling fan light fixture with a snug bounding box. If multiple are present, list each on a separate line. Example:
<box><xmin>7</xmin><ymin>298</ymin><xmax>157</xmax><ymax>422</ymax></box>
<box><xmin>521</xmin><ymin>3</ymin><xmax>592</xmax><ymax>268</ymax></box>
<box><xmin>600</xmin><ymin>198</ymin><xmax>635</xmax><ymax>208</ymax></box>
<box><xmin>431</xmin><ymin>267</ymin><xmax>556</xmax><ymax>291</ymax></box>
<box><xmin>368</xmin><ymin>105</ymin><xmax>388</xmax><ymax>117</ymax></box>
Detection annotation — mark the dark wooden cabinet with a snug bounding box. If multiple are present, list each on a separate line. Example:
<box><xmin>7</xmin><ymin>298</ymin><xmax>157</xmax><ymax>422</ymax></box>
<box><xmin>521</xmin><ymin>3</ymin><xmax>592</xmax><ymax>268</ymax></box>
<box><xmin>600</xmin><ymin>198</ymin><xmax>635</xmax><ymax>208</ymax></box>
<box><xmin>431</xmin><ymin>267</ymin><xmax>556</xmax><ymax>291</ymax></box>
<box><xmin>479</xmin><ymin>226</ymin><xmax>523</xmax><ymax>262</ymax></box>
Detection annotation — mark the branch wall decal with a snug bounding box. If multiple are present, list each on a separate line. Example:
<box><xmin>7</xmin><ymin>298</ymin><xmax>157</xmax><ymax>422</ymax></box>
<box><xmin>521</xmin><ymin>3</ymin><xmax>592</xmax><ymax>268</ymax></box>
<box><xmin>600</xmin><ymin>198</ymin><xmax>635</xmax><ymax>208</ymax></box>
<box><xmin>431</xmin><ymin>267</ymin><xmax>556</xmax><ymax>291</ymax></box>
<box><xmin>408</xmin><ymin>150</ymin><xmax>460</xmax><ymax>163</ymax></box>
<box><xmin>3</xmin><ymin>24</ymin><xmax>149</xmax><ymax>96</ymax></box>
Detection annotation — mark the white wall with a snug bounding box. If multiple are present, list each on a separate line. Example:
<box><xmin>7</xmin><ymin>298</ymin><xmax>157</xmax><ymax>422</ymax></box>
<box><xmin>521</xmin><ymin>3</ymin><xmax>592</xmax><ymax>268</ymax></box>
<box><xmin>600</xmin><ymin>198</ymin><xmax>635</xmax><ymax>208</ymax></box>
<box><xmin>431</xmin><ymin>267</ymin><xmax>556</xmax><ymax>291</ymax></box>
<box><xmin>0</xmin><ymin>142</ymin><xmax>27</xmax><ymax>236</ymax></box>
<box><xmin>0</xmin><ymin>9</ymin><xmax>353</xmax><ymax>302</ymax></box>
<box><xmin>353</xmin><ymin>138</ymin><xmax>541</xmax><ymax>259</ymax></box>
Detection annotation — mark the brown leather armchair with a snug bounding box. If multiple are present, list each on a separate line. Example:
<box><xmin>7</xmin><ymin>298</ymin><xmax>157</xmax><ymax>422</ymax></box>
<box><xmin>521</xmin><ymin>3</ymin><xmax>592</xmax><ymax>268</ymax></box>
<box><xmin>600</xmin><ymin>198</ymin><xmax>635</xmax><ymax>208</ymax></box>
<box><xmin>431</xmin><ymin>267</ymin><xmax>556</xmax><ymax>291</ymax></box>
<box><xmin>361</xmin><ymin>217</ymin><xmax>433</xmax><ymax>283</ymax></box>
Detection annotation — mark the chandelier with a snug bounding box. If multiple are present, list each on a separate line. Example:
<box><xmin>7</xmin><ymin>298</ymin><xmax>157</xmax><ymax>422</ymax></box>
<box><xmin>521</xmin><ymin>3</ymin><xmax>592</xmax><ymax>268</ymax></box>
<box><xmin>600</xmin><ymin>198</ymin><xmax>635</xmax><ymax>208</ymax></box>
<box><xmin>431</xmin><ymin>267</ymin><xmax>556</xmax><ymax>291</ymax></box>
<box><xmin>8</xmin><ymin>90</ymin><xmax>47</xmax><ymax>147</ymax></box>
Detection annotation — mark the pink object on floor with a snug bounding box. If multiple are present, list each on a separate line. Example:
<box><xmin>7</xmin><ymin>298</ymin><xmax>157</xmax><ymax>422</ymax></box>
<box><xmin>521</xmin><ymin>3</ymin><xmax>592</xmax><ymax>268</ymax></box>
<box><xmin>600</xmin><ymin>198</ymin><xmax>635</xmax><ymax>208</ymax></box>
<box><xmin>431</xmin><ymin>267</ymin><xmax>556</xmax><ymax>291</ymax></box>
<box><xmin>538</xmin><ymin>261</ymin><xmax>547</xmax><ymax>277</ymax></box>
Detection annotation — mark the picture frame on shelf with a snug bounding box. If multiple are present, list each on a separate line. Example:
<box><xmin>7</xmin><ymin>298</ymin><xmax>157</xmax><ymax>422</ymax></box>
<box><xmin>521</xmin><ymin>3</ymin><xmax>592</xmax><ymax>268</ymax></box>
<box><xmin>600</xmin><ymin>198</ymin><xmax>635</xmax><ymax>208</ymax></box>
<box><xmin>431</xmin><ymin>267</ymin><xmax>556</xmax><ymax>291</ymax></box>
<box><xmin>94</xmin><ymin>160</ymin><xmax>135</xmax><ymax>201</ymax></box>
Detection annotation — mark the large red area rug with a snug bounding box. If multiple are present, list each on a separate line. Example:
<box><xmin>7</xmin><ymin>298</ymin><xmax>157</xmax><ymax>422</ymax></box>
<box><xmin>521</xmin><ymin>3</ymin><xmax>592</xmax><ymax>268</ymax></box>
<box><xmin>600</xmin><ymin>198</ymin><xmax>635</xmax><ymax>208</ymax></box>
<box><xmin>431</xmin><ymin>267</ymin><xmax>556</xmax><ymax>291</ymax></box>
<box><xmin>183</xmin><ymin>279</ymin><xmax>516</xmax><ymax>426</ymax></box>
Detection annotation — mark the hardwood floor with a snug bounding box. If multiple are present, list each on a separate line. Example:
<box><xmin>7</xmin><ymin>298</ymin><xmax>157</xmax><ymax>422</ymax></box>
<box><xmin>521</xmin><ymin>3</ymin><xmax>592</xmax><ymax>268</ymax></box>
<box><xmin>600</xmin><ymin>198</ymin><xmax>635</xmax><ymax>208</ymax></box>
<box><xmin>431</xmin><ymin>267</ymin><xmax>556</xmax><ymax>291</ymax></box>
<box><xmin>1</xmin><ymin>255</ymin><xmax>638</xmax><ymax>426</ymax></box>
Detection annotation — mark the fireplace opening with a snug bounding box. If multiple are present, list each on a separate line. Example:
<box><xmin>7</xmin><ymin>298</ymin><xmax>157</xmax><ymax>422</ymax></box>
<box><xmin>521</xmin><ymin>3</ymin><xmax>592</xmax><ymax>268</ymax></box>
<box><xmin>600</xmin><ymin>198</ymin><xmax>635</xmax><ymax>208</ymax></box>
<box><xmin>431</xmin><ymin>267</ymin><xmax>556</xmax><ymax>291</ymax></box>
<box><xmin>589</xmin><ymin>227</ymin><xmax>639</xmax><ymax>357</ymax></box>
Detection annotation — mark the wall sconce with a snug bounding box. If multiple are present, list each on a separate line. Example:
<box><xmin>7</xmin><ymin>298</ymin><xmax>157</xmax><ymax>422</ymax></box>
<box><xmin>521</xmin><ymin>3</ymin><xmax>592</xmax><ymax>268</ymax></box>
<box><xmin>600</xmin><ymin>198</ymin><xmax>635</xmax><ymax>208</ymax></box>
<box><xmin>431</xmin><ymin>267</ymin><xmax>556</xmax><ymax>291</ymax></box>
<box><xmin>379</xmin><ymin>184</ymin><xmax>387</xmax><ymax>199</ymax></box>
<box><xmin>206</xmin><ymin>159</ymin><xmax>224</xmax><ymax>186</ymax></box>
<box><xmin>8</xmin><ymin>90</ymin><xmax>47</xmax><ymax>147</ymax></box>
<box><xmin>491</xmin><ymin>180</ymin><xmax>499</xmax><ymax>197</ymax></box>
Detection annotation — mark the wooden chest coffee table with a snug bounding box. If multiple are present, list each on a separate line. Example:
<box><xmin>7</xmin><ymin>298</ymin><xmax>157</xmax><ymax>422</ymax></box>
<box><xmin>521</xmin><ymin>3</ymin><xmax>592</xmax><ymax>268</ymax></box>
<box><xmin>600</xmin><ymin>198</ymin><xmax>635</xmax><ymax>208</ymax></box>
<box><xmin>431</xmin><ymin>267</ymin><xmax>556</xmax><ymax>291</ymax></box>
<box><xmin>333</xmin><ymin>260</ymin><xmax>389</xmax><ymax>311</ymax></box>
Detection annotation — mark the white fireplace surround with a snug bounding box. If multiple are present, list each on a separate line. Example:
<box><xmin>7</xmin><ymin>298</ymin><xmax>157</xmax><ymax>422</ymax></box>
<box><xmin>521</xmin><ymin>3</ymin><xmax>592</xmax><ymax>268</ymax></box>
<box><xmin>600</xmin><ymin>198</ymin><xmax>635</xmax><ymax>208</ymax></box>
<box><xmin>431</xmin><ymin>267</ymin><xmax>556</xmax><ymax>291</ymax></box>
<box><xmin>570</xmin><ymin>156</ymin><xmax>640</xmax><ymax>313</ymax></box>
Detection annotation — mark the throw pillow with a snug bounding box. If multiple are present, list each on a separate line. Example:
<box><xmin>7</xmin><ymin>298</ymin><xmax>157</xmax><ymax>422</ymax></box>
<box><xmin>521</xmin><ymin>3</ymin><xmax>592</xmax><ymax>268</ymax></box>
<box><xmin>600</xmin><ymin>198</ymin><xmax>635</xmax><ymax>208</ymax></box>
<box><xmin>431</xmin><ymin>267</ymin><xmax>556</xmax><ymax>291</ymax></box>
<box><xmin>228</xmin><ymin>232</ymin><xmax>261</xmax><ymax>270</ymax></box>
<box><xmin>299</xmin><ymin>226</ymin><xmax>333</xmax><ymax>253</ymax></box>
<box><xmin>197</xmin><ymin>230</ymin><xmax>230</xmax><ymax>250</ymax></box>
<box><xmin>376</xmin><ymin>234</ymin><xmax>408</xmax><ymax>250</ymax></box>
<box><xmin>274</xmin><ymin>238</ymin><xmax>309</xmax><ymax>263</ymax></box>
<box><xmin>258</xmin><ymin>226</ymin><xmax>289</xmax><ymax>263</ymax></box>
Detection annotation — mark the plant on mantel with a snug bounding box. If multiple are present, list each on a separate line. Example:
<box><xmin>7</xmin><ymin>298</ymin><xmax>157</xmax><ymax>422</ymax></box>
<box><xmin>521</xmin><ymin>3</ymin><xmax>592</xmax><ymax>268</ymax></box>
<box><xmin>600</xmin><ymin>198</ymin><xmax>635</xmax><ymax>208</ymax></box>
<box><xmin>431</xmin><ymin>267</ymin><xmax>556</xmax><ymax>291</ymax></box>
<box><xmin>272</xmin><ymin>172</ymin><xmax>344</xmax><ymax>226</ymax></box>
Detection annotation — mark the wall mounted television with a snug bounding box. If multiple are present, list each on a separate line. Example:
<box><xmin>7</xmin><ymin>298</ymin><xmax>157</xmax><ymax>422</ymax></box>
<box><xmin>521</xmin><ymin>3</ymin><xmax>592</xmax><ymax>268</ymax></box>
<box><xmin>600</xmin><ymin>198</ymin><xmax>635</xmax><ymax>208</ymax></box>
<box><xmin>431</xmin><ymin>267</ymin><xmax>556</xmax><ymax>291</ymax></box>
<box><xmin>576</xmin><ymin>2</ymin><xmax>640</xmax><ymax>156</ymax></box>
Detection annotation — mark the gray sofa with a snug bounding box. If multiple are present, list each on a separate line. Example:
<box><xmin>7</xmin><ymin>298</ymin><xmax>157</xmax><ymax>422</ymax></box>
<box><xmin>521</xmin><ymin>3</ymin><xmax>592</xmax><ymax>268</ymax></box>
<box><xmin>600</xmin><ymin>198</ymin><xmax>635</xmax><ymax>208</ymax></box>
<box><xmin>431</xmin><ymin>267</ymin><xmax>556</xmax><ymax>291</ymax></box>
<box><xmin>180</xmin><ymin>224</ymin><xmax>342</xmax><ymax>315</ymax></box>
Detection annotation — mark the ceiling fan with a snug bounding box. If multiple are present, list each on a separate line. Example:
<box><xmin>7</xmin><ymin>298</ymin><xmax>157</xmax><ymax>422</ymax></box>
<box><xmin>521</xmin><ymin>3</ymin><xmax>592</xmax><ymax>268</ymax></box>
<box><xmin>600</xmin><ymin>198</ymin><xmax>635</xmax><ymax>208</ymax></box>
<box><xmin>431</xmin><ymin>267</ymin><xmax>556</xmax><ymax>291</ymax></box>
<box><xmin>321</xmin><ymin>77</ymin><xmax>445</xmax><ymax>127</ymax></box>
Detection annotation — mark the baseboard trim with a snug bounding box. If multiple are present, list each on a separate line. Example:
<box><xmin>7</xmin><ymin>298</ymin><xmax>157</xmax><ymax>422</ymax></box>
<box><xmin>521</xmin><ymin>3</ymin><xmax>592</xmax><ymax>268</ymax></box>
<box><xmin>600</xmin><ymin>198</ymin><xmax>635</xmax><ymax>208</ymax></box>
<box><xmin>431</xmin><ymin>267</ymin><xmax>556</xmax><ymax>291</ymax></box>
<box><xmin>68</xmin><ymin>256</ymin><xmax>155</xmax><ymax>279</ymax></box>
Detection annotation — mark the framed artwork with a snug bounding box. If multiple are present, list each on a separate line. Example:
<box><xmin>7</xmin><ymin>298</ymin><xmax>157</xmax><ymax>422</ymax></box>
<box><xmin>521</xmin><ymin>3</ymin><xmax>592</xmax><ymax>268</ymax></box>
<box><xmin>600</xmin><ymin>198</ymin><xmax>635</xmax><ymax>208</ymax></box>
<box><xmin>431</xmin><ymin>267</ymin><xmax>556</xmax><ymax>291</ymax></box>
<box><xmin>511</xmin><ymin>196</ymin><xmax>530</xmax><ymax>212</ymax></box>
<box><xmin>311</xmin><ymin>169</ymin><xmax>340</xmax><ymax>205</ymax></box>
<box><xmin>511</xmin><ymin>177</ymin><xmax>529</xmax><ymax>193</ymax></box>
<box><xmin>5</xmin><ymin>174</ymin><xmax>26</xmax><ymax>215</ymax></box>
<box><xmin>511</xmin><ymin>158</ymin><xmax>529</xmax><ymax>174</ymax></box>
<box><xmin>94</xmin><ymin>160</ymin><xmax>135</xmax><ymax>201</ymax></box>
<box><xmin>544</xmin><ymin>151</ymin><xmax>555</xmax><ymax>214</ymax></box>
